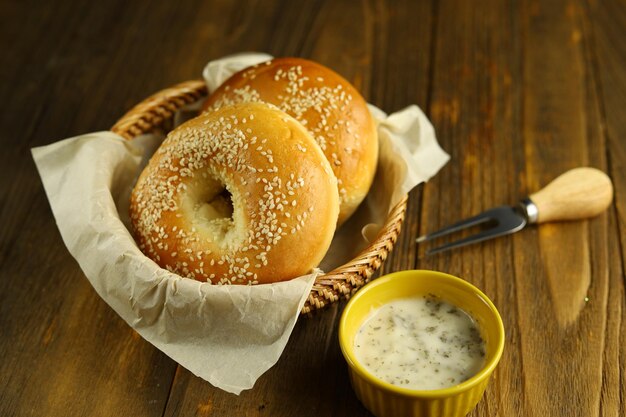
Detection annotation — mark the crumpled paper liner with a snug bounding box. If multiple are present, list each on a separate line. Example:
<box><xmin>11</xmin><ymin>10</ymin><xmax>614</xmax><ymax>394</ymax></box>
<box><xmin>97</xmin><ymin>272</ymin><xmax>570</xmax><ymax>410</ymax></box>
<box><xmin>32</xmin><ymin>53</ymin><xmax>449</xmax><ymax>394</ymax></box>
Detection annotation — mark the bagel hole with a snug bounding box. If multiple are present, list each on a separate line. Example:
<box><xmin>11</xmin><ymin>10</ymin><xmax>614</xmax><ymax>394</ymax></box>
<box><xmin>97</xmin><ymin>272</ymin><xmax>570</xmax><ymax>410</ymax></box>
<box><xmin>204</xmin><ymin>187</ymin><xmax>234</xmax><ymax>220</ymax></box>
<box><xmin>194</xmin><ymin>184</ymin><xmax>235</xmax><ymax>225</ymax></box>
<box><xmin>185</xmin><ymin>174</ymin><xmax>244</xmax><ymax>250</ymax></box>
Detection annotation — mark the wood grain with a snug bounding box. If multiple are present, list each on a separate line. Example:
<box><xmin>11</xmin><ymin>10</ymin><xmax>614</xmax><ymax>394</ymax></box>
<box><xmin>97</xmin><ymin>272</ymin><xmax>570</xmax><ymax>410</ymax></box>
<box><xmin>417</xmin><ymin>1</ymin><xmax>527</xmax><ymax>416</ymax></box>
<box><xmin>515</xmin><ymin>1</ymin><xmax>610</xmax><ymax>415</ymax></box>
<box><xmin>378</xmin><ymin>0</ymin><xmax>435</xmax><ymax>276</ymax></box>
<box><xmin>0</xmin><ymin>1</ymin><xmax>184</xmax><ymax>416</ymax></box>
<box><xmin>585</xmin><ymin>0</ymin><xmax>626</xmax><ymax>413</ymax></box>
<box><xmin>0</xmin><ymin>0</ymin><xmax>624</xmax><ymax>416</ymax></box>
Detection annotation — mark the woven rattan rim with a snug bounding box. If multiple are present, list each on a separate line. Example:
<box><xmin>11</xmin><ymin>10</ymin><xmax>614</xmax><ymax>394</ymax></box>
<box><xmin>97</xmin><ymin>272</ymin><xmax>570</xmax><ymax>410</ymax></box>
<box><xmin>111</xmin><ymin>79</ymin><xmax>408</xmax><ymax>314</ymax></box>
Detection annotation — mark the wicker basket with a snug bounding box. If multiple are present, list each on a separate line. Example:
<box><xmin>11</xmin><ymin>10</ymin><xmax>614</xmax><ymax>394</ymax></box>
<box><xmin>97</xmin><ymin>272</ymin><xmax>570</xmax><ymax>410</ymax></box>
<box><xmin>111</xmin><ymin>80</ymin><xmax>408</xmax><ymax>314</ymax></box>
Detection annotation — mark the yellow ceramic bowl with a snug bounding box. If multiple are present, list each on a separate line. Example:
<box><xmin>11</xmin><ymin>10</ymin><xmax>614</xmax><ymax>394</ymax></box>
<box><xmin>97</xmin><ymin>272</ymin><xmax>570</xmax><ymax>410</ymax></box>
<box><xmin>339</xmin><ymin>270</ymin><xmax>505</xmax><ymax>417</ymax></box>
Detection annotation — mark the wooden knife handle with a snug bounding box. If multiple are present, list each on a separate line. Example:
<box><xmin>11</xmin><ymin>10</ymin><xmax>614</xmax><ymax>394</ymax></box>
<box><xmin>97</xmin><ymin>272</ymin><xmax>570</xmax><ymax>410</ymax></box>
<box><xmin>529</xmin><ymin>167</ymin><xmax>613</xmax><ymax>224</ymax></box>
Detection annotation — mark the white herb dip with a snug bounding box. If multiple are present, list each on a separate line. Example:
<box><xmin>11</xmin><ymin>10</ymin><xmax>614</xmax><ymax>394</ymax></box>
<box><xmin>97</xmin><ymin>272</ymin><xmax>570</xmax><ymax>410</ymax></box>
<box><xmin>354</xmin><ymin>295</ymin><xmax>486</xmax><ymax>390</ymax></box>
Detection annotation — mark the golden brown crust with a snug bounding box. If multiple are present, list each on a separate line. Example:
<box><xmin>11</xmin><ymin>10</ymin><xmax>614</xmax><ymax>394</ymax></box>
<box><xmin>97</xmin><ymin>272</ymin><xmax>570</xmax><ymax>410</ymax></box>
<box><xmin>130</xmin><ymin>102</ymin><xmax>339</xmax><ymax>284</ymax></box>
<box><xmin>203</xmin><ymin>57</ymin><xmax>378</xmax><ymax>225</ymax></box>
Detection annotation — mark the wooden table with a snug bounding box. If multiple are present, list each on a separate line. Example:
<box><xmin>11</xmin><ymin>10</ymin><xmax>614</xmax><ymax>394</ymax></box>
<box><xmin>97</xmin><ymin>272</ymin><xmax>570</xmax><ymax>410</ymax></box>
<box><xmin>2</xmin><ymin>0</ymin><xmax>625</xmax><ymax>415</ymax></box>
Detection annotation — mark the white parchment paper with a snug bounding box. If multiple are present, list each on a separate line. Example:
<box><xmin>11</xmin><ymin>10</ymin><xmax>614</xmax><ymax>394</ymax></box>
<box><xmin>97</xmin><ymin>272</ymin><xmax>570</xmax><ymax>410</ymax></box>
<box><xmin>32</xmin><ymin>53</ymin><xmax>449</xmax><ymax>394</ymax></box>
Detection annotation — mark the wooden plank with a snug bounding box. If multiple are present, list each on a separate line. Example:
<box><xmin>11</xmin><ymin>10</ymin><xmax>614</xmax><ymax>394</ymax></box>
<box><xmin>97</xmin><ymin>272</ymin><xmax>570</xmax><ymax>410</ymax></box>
<box><xmin>375</xmin><ymin>0</ymin><xmax>435</xmax><ymax>275</ymax></box>
<box><xmin>416</xmin><ymin>1</ymin><xmax>528</xmax><ymax>416</ymax></box>
<box><xmin>413</xmin><ymin>0</ymin><xmax>620</xmax><ymax>415</ymax></box>
<box><xmin>584</xmin><ymin>0</ymin><xmax>626</xmax><ymax>414</ymax></box>
<box><xmin>511</xmin><ymin>0</ymin><xmax>612</xmax><ymax>415</ymax></box>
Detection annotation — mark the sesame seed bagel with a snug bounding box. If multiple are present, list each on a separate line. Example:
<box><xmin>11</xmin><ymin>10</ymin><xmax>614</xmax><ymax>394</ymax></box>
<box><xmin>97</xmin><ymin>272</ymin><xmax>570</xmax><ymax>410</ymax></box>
<box><xmin>130</xmin><ymin>102</ymin><xmax>339</xmax><ymax>284</ymax></box>
<box><xmin>203</xmin><ymin>57</ymin><xmax>378</xmax><ymax>225</ymax></box>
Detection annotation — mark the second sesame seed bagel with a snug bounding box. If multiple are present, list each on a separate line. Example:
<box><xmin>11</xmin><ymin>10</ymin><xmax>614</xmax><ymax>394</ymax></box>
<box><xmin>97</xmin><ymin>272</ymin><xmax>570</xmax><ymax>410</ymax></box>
<box><xmin>203</xmin><ymin>57</ymin><xmax>379</xmax><ymax>226</ymax></box>
<box><xmin>130</xmin><ymin>102</ymin><xmax>339</xmax><ymax>284</ymax></box>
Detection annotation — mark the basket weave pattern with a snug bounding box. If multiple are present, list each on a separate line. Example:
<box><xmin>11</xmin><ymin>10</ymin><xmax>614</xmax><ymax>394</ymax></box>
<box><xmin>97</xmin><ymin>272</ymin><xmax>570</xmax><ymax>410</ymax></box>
<box><xmin>111</xmin><ymin>80</ymin><xmax>408</xmax><ymax>313</ymax></box>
